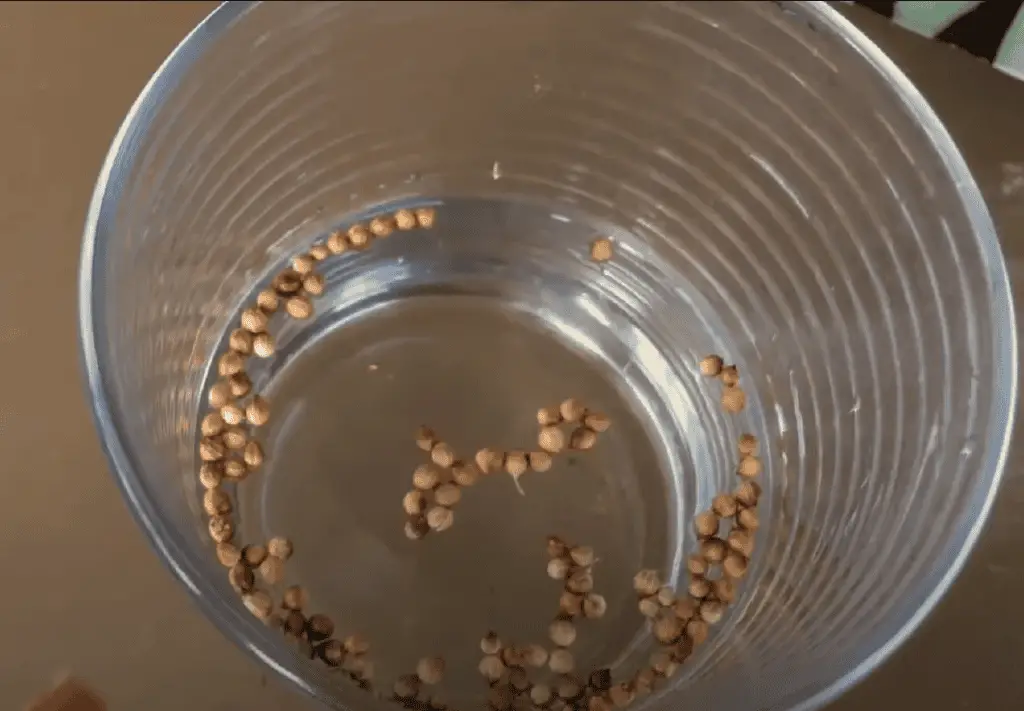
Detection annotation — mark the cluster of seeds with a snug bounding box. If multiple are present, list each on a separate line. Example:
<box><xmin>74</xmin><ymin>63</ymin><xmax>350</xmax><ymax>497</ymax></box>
<box><xmin>391</xmin><ymin>656</ymin><xmax>450</xmax><ymax>711</ymax></box>
<box><xmin>402</xmin><ymin>399</ymin><xmax>611</xmax><ymax>537</ymax></box>
<box><xmin>197</xmin><ymin>206</ymin><xmax>437</xmax><ymax>696</ymax></box>
<box><xmin>699</xmin><ymin>355</ymin><xmax>747</xmax><ymax>415</ymax></box>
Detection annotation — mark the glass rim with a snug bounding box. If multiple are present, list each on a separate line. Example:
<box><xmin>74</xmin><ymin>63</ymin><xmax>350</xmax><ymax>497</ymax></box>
<box><xmin>76</xmin><ymin>2</ymin><xmax>1018</xmax><ymax>709</ymax></box>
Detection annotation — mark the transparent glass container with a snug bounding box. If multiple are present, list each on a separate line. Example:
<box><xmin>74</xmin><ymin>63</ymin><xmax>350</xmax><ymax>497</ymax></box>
<box><xmin>78</xmin><ymin>2</ymin><xmax>1017</xmax><ymax>711</ymax></box>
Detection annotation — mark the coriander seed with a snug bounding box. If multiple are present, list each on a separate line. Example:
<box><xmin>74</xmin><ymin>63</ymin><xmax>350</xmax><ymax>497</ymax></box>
<box><xmin>475</xmin><ymin>447</ymin><xmax>501</xmax><ymax>474</ymax></box>
<box><xmin>403</xmin><ymin>489</ymin><xmax>427</xmax><ymax>516</ymax></box>
<box><xmin>549</xmin><ymin>648</ymin><xmax>574</xmax><ymax>674</ymax></box>
<box><xmin>728</xmin><ymin>529</ymin><xmax>755</xmax><ymax>557</ymax></box>
<box><xmin>201</xmin><ymin>412</ymin><xmax>226</xmax><ymax>437</ymax></box>
<box><xmin>282</xmin><ymin>585</ymin><xmax>308</xmax><ymax>611</ymax></box>
<box><xmin>583</xmin><ymin>411</ymin><xmax>610</xmax><ymax>433</ymax></box>
<box><xmin>216</xmin><ymin>541</ymin><xmax>241</xmax><ymax>567</ymax></box>
<box><xmin>268</xmin><ymin>536</ymin><xmax>293</xmax><ymax>560</ymax></box>
<box><xmin>245</xmin><ymin>395</ymin><xmax>270</xmax><ymax>427</ymax></box>
<box><xmin>687</xmin><ymin>554</ymin><xmax>709</xmax><ymax>577</ymax></box>
<box><xmin>243</xmin><ymin>591</ymin><xmax>273</xmax><ymax>619</ymax></box>
<box><xmin>259</xmin><ymin>555</ymin><xmax>284</xmax><ymax>584</ymax></box>
<box><xmin>590</xmin><ymin>238</ymin><xmax>613</xmax><ymax>262</ymax></box>
<box><xmin>208</xmin><ymin>381</ymin><xmax>232</xmax><ymax>409</ymax></box>
<box><xmin>240</xmin><ymin>308</ymin><xmax>270</xmax><ymax>334</ymax></box>
<box><xmin>720</xmin><ymin>365</ymin><xmax>740</xmax><ymax>388</ymax></box>
<box><xmin>223</xmin><ymin>458</ymin><xmax>247</xmax><ymax>480</ymax></box>
<box><xmin>699</xmin><ymin>355</ymin><xmax>723</xmax><ymax>377</ymax></box>
<box><xmin>700</xmin><ymin>538</ymin><xmax>727</xmax><ymax>563</ymax></box>
<box><xmin>481</xmin><ymin>631</ymin><xmax>502</xmax><ymax>655</ymax></box>
<box><xmin>302</xmin><ymin>273</ymin><xmax>325</xmax><ymax>296</ymax></box>
<box><xmin>220</xmin><ymin>402</ymin><xmax>244</xmax><ymax>426</ymax></box>
<box><xmin>549</xmin><ymin>619</ymin><xmax>577</xmax><ymax>647</ymax></box>
<box><xmin>529</xmin><ymin>451</ymin><xmax>553</xmax><ymax>472</ymax></box>
<box><xmin>218</xmin><ymin>352</ymin><xmax>245</xmax><ymax>378</ymax></box>
<box><xmin>256</xmin><ymin>289</ymin><xmax>279</xmax><ymax>313</ymax></box>
<box><xmin>547</xmin><ymin>535</ymin><xmax>569</xmax><ymax>558</ymax></box>
<box><xmin>344</xmin><ymin>633</ymin><xmax>370</xmax><ymax>655</ymax></box>
<box><xmin>479</xmin><ymin>654</ymin><xmax>504</xmax><ymax>681</ymax></box>
<box><xmin>369</xmin><ymin>216</ymin><xmax>394</xmax><ymax>237</ymax></box>
<box><xmin>567</xmin><ymin>568</ymin><xmax>594</xmax><ymax>594</ymax></box>
<box><xmin>285</xmin><ymin>294</ymin><xmax>313</xmax><ymax>320</ymax></box>
<box><xmin>634</xmin><ymin>669</ymin><xmax>656</xmax><ymax>696</ymax></box>
<box><xmin>318</xmin><ymin>639</ymin><xmax>345</xmax><ymax>667</ymax></box>
<box><xmin>307</xmin><ymin>614</ymin><xmax>335</xmax><ymax>642</ymax></box>
<box><xmin>508</xmin><ymin>667</ymin><xmax>530</xmax><ymax>693</ymax></box>
<box><xmin>673</xmin><ymin>597</ymin><xmax>697</xmax><ymax>621</ymax></box>
<box><xmin>199</xmin><ymin>463</ymin><xmax>223</xmax><ymax>490</ymax></box>
<box><xmin>203</xmin><ymin>488</ymin><xmax>232</xmax><ymax>516</ymax></box>
<box><xmin>431</xmin><ymin>442</ymin><xmax>456</xmax><ymax>468</ymax></box>
<box><xmin>686</xmin><ymin>618</ymin><xmax>709</xmax><ymax>645</ymax></box>
<box><xmin>434</xmin><ymin>482</ymin><xmax>461</xmax><ymax>507</ymax></box>
<box><xmin>723</xmin><ymin>552</ymin><xmax>748</xmax><ymax>579</ymax></box>
<box><xmin>228</xmin><ymin>372</ymin><xmax>252</xmax><ymax>398</ymax></box>
<box><xmin>712</xmin><ymin>493</ymin><xmax>738</xmax><ymax>518</ymax></box>
<box><xmin>405</xmin><ymin>516</ymin><xmax>429</xmax><ymax>540</ymax></box>
<box><xmin>538</xmin><ymin>426</ymin><xmax>567</xmax><ymax>454</ymax></box>
<box><xmin>501</xmin><ymin>645</ymin><xmax>525</xmax><ymax>668</ymax></box>
<box><xmin>531</xmin><ymin>684</ymin><xmax>554</xmax><ymax>707</ymax></box>
<box><xmin>712</xmin><ymin>577</ymin><xmax>736</xmax><ymax>603</ymax></box>
<box><xmin>272</xmin><ymin>270</ymin><xmax>303</xmax><ymax>294</ymax></box>
<box><xmin>292</xmin><ymin>253</ymin><xmax>316</xmax><ymax>275</ymax></box>
<box><xmin>609</xmin><ymin>683</ymin><xmax>635</xmax><ymax>709</ymax></box>
<box><xmin>693</xmin><ymin>510</ymin><xmax>719</xmax><ymax>538</ymax></box>
<box><xmin>589</xmin><ymin>668</ymin><xmax>612</xmax><ymax>692</ymax></box>
<box><xmin>488</xmin><ymin>685</ymin><xmax>514</xmax><ymax>711</ymax></box>
<box><xmin>721</xmin><ymin>387</ymin><xmax>746</xmax><ymax>413</ymax></box>
<box><xmin>638</xmin><ymin>597</ymin><xmax>660</xmax><ymax>618</ymax></box>
<box><xmin>583</xmin><ymin>593</ymin><xmax>607</xmax><ymax>619</ymax></box>
<box><xmin>229</xmin><ymin>562</ymin><xmax>255</xmax><ymax>593</ymax></box>
<box><xmin>221</xmin><ymin>426</ymin><xmax>247</xmax><ymax>450</ymax></box>
<box><xmin>426</xmin><ymin>505</ymin><xmax>454</xmax><ymax>532</ymax></box>
<box><xmin>569</xmin><ymin>427</ymin><xmax>597</xmax><ymax>451</ymax></box>
<box><xmin>653</xmin><ymin>615</ymin><xmax>684</xmax><ymax>644</ymax></box>
<box><xmin>309</xmin><ymin>243</ymin><xmax>330</xmax><ymax>261</ymax></box>
<box><xmin>590</xmin><ymin>696</ymin><xmax>612</xmax><ymax>711</ymax></box>
<box><xmin>559</xmin><ymin>398</ymin><xmax>586</xmax><ymax>423</ymax></box>
<box><xmin>347</xmin><ymin>224</ymin><xmax>372</xmax><ymax>249</ymax></box>
<box><xmin>656</xmin><ymin>586</ymin><xmax>675</xmax><ymax>607</ymax></box>
<box><xmin>326</xmin><ymin>231</ymin><xmax>348</xmax><ymax>255</ymax></box>
<box><xmin>537</xmin><ymin>406</ymin><xmax>562</xmax><ymax>426</ymax></box>
<box><xmin>700</xmin><ymin>600</ymin><xmax>726</xmax><ymax>625</ymax></box>
<box><xmin>673</xmin><ymin>635</ymin><xmax>694</xmax><ymax>663</ymax></box>
<box><xmin>569</xmin><ymin>545</ymin><xmax>595</xmax><ymax>567</ymax></box>
<box><xmin>556</xmin><ymin>677</ymin><xmax>583</xmax><ymax>701</ymax></box>
<box><xmin>393</xmin><ymin>674</ymin><xmax>420</xmax><ymax>700</ymax></box>
<box><xmin>738</xmin><ymin>507</ymin><xmax>760</xmax><ymax>530</ymax></box>
<box><xmin>547</xmin><ymin>557</ymin><xmax>571</xmax><ymax>580</ymax></box>
<box><xmin>413</xmin><ymin>465</ymin><xmax>440</xmax><ymax>491</ymax></box>
<box><xmin>414</xmin><ymin>207</ymin><xmax>437</xmax><ymax>229</ymax></box>
<box><xmin>252</xmin><ymin>332</ymin><xmax>275</xmax><ymax>358</ymax></box>
<box><xmin>229</xmin><ymin>328</ymin><xmax>254</xmax><ymax>355</ymax></box>
<box><xmin>394</xmin><ymin>208</ymin><xmax>417</xmax><ymax>230</ymax></box>
<box><xmin>242</xmin><ymin>544</ymin><xmax>268</xmax><ymax>568</ymax></box>
<box><xmin>633</xmin><ymin>569</ymin><xmax>661</xmax><ymax>596</ymax></box>
<box><xmin>199</xmin><ymin>437</ymin><xmax>226</xmax><ymax>462</ymax></box>
<box><xmin>452</xmin><ymin>461</ymin><xmax>479</xmax><ymax>486</ymax></box>
<box><xmin>688</xmin><ymin>577</ymin><xmax>711</xmax><ymax>599</ymax></box>
<box><xmin>560</xmin><ymin>590</ymin><xmax>583</xmax><ymax>616</ymax></box>
<box><xmin>738</xmin><ymin>433</ymin><xmax>758</xmax><ymax>456</ymax></box>
<box><xmin>650</xmin><ymin>650</ymin><xmax>677</xmax><ymax>678</ymax></box>
<box><xmin>738</xmin><ymin>455</ymin><xmax>763</xmax><ymax>478</ymax></box>
<box><xmin>242</xmin><ymin>440</ymin><xmax>264</xmax><ymax>469</ymax></box>
<box><xmin>505</xmin><ymin>451</ymin><xmax>528</xmax><ymax>477</ymax></box>
<box><xmin>734</xmin><ymin>481</ymin><xmax>761</xmax><ymax>507</ymax></box>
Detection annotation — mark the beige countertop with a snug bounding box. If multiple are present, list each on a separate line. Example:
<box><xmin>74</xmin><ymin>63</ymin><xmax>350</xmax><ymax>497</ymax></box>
<box><xmin>1</xmin><ymin>3</ymin><xmax>1020</xmax><ymax>710</ymax></box>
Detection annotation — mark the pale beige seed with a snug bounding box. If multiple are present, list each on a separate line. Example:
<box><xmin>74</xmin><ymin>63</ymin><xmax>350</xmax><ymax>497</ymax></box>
<box><xmin>738</xmin><ymin>455</ymin><xmax>763</xmax><ymax>478</ymax></box>
<box><xmin>566</xmin><ymin>568</ymin><xmax>594</xmax><ymax>594</ymax></box>
<box><xmin>560</xmin><ymin>590</ymin><xmax>583</xmax><ymax>616</ymax></box>
<box><xmin>687</xmin><ymin>554</ymin><xmax>709</xmax><ymax>577</ymax></box>
<box><xmin>529</xmin><ymin>451</ymin><xmax>553</xmax><ymax>472</ymax></box>
<box><xmin>547</xmin><ymin>535</ymin><xmax>569</xmax><ymax>558</ymax></box>
<box><xmin>609</xmin><ymin>683</ymin><xmax>635</xmax><ymax>709</ymax></box>
<box><xmin>478</xmin><ymin>655</ymin><xmax>505</xmax><ymax>682</ymax></box>
<box><xmin>538</xmin><ymin>426</ymin><xmax>567</xmax><ymax>454</ymax></box>
<box><xmin>208</xmin><ymin>381</ymin><xmax>232</xmax><ymax>409</ymax></box>
<box><xmin>256</xmin><ymin>289</ymin><xmax>279</xmax><ymax>313</ymax></box>
<box><xmin>199</xmin><ymin>463</ymin><xmax>223</xmax><ymax>490</ymax></box>
<box><xmin>735</xmin><ymin>481</ymin><xmax>761</xmax><ymax>507</ymax></box>
<box><xmin>694</xmin><ymin>510</ymin><xmax>719</xmax><ymax>538</ymax></box>
<box><xmin>201</xmin><ymin>412</ymin><xmax>225</xmax><ymax>437</ymax></box>
<box><xmin>309</xmin><ymin>243</ymin><xmax>331</xmax><ymax>261</ymax></box>
<box><xmin>650</xmin><ymin>650</ymin><xmax>677</xmax><ymax>678</ymax></box>
<box><xmin>240</xmin><ymin>307</ymin><xmax>269</xmax><ymax>334</ymax></box>
<box><xmin>570</xmin><ymin>546</ymin><xmax>595</xmax><ymax>567</ymax></box>
<box><xmin>413</xmin><ymin>465</ymin><xmax>440</xmax><ymax>491</ymax></box>
<box><xmin>701</xmin><ymin>537</ymin><xmax>728</xmax><ymax>563</ymax></box>
<box><xmin>505</xmin><ymin>451</ymin><xmax>528</xmax><ymax>477</ymax></box>
<box><xmin>569</xmin><ymin>427</ymin><xmax>597</xmax><ymax>451</ymax></box>
<box><xmin>369</xmin><ymin>216</ymin><xmax>394</xmax><ymax>237</ymax></box>
<box><xmin>229</xmin><ymin>562</ymin><xmax>255</xmax><ymax>593</ymax></box>
<box><xmin>549</xmin><ymin>619</ymin><xmax>577</xmax><ymax>647</ymax></box>
<box><xmin>228</xmin><ymin>372</ymin><xmax>252</xmax><ymax>398</ymax></box>
<box><xmin>259</xmin><ymin>555</ymin><xmax>285</xmax><ymax>584</ymax></box>
<box><xmin>221</xmin><ymin>402</ymin><xmax>245</xmax><ymax>426</ymax></box>
<box><xmin>291</xmin><ymin>253</ymin><xmax>315</xmax><ymax>275</ymax></box>
<box><xmin>557</xmin><ymin>677</ymin><xmax>584</xmax><ymax>701</ymax></box>
<box><xmin>243</xmin><ymin>591</ymin><xmax>273</xmax><ymax>619</ymax></box>
<box><xmin>203</xmin><ymin>488</ymin><xmax>232</xmax><ymax>516</ymax></box>
<box><xmin>417</xmin><ymin>656</ymin><xmax>445</xmax><ymax>685</ymax></box>
<box><xmin>701</xmin><ymin>600</ymin><xmax>726</xmax><ymax>625</ymax></box>
<box><xmin>222</xmin><ymin>426</ymin><xmax>247</xmax><ymax>450</ymax></box>
<box><xmin>414</xmin><ymin>207</ymin><xmax>437</xmax><ymax>228</ymax></box>
<box><xmin>229</xmin><ymin>328</ymin><xmax>254</xmax><ymax>355</ymax></box>
<box><xmin>282</xmin><ymin>585</ymin><xmax>309</xmax><ymax>611</ymax></box>
<box><xmin>738</xmin><ymin>507</ymin><xmax>760</xmax><ymax>530</ymax></box>
<box><xmin>712</xmin><ymin>577</ymin><xmax>737</xmax><ymax>603</ymax></box>
<box><xmin>531</xmin><ymin>684</ymin><xmax>554</xmax><ymax>707</ymax></box>
<box><xmin>302</xmin><ymin>273</ymin><xmax>325</xmax><ymax>296</ymax></box>
<box><xmin>481</xmin><ymin>631</ymin><xmax>503</xmax><ymax>655</ymax></box>
<box><xmin>208</xmin><ymin>515</ymin><xmax>234</xmax><ymax>543</ymax></box>
<box><xmin>344</xmin><ymin>633</ymin><xmax>370</xmax><ymax>655</ymax></box>
<box><xmin>699</xmin><ymin>354</ymin><xmax>723</xmax><ymax>377</ymax></box>
<box><xmin>426</xmin><ymin>506</ymin><xmax>454</xmax><ymax>532</ymax></box>
<box><xmin>583</xmin><ymin>412</ymin><xmax>610</xmax><ymax>433</ymax></box>
<box><xmin>633</xmin><ymin>669</ymin><xmax>656</xmax><ymax>696</ymax></box>
<box><xmin>241</xmin><ymin>544</ymin><xmax>268</xmax><ymax>568</ymax></box>
<box><xmin>268</xmin><ymin>536</ymin><xmax>293</xmax><ymax>560</ymax></box>
<box><xmin>738</xmin><ymin>433</ymin><xmax>758</xmax><ymax>455</ymax></box>
<box><xmin>285</xmin><ymin>294</ymin><xmax>313</xmax><ymax>319</ymax></box>
<box><xmin>452</xmin><ymin>461</ymin><xmax>479</xmax><ymax>486</ymax></box>
<box><xmin>722</xmin><ymin>387</ymin><xmax>746</xmax><ymax>414</ymax></box>
<box><xmin>403</xmin><ymin>489</ymin><xmax>427</xmax><ymax>516</ymax></box>
<box><xmin>394</xmin><ymin>209</ymin><xmax>417</xmax><ymax>230</ymax></box>
<box><xmin>272</xmin><ymin>270</ymin><xmax>303</xmax><ymax>295</ymax></box>
<box><xmin>548</xmin><ymin>648</ymin><xmax>574</xmax><ymax>674</ymax></box>
<box><xmin>393</xmin><ymin>674</ymin><xmax>420</xmax><ymax>700</ymax></box>
<box><xmin>720</xmin><ymin>365</ymin><xmax>740</xmax><ymax>388</ymax></box>
<box><xmin>474</xmin><ymin>447</ymin><xmax>500</xmax><ymax>473</ymax></box>
<box><xmin>199</xmin><ymin>437</ymin><xmax>226</xmax><ymax>462</ymax></box>
<box><xmin>216</xmin><ymin>541</ymin><xmax>241</xmax><ymax>567</ymax></box>
<box><xmin>431</xmin><ymin>442</ymin><xmax>456</xmax><ymax>468</ymax></box>
<box><xmin>583</xmin><ymin>593</ymin><xmax>607</xmax><ymax>619</ymax></box>
<box><xmin>656</xmin><ymin>585</ymin><xmax>675</xmax><ymax>607</ymax></box>
<box><xmin>547</xmin><ymin>557</ymin><xmax>571</xmax><ymax>580</ymax></box>
<box><xmin>243</xmin><ymin>440</ymin><xmax>264</xmax><ymax>468</ymax></box>
<box><xmin>537</xmin><ymin>406</ymin><xmax>562</xmax><ymax>426</ymax></box>
<box><xmin>245</xmin><ymin>396</ymin><xmax>270</xmax><ymax>427</ymax></box>
<box><xmin>590</xmin><ymin>238</ymin><xmax>613</xmax><ymax>262</ymax></box>
<box><xmin>326</xmin><ymin>230</ymin><xmax>348</xmax><ymax>255</ymax></box>
<box><xmin>689</xmin><ymin>577</ymin><xmax>711</xmax><ymax>599</ymax></box>
<box><xmin>686</xmin><ymin>618</ymin><xmax>709</xmax><ymax>645</ymax></box>
<box><xmin>728</xmin><ymin>529</ymin><xmax>755</xmax><ymax>558</ymax></box>
<box><xmin>654</xmin><ymin>615</ymin><xmax>684</xmax><ymax>644</ymax></box>
<box><xmin>405</xmin><ymin>516</ymin><xmax>429</xmax><ymax>540</ymax></box>
<box><xmin>434</xmin><ymin>483</ymin><xmax>462</xmax><ymax>507</ymax></box>
<box><xmin>223</xmin><ymin>458</ymin><xmax>247</xmax><ymax>481</ymax></box>
<box><xmin>638</xmin><ymin>597</ymin><xmax>660</xmax><ymax>618</ymax></box>
<box><xmin>347</xmin><ymin>224</ymin><xmax>372</xmax><ymax>249</ymax></box>
<box><xmin>633</xmin><ymin>569</ymin><xmax>661</xmax><ymax>596</ymax></box>
<box><xmin>723</xmin><ymin>551</ymin><xmax>748</xmax><ymax>578</ymax></box>
<box><xmin>559</xmin><ymin>398</ymin><xmax>586</xmax><ymax>423</ymax></box>
<box><xmin>252</xmin><ymin>332</ymin><xmax>275</xmax><ymax>358</ymax></box>
<box><xmin>508</xmin><ymin>666</ymin><xmax>530</xmax><ymax>693</ymax></box>
<box><xmin>218</xmin><ymin>352</ymin><xmax>245</xmax><ymax>377</ymax></box>
<box><xmin>673</xmin><ymin>597</ymin><xmax>698</xmax><ymax>622</ymax></box>
<box><xmin>712</xmin><ymin>493</ymin><xmax>738</xmax><ymax>518</ymax></box>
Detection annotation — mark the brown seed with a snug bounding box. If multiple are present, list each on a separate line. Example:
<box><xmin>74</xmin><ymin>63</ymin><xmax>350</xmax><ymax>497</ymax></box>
<box><xmin>282</xmin><ymin>585</ymin><xmax>308</xmax><ymax>611</ymax></box>
<box><xmin>673</xmin><ymin>597</ymin><xmax>698</xmax><ymax>621</ymax></box>
<box><xmin>537</xmin><ymin>406</ymin><xmax>562</xmax><ymax>426</ymax></box>
<box><xmin>712</xmin><ymin>577</ymin><xmax>737</xmax><ymax>603</ymax></box>
<box><xmin>569</xmin><ymin>545</ymin><xmax>595</xmax><ymax>567</ymax></box>
<box><xmin>701</xmin><ymin>538</ymin><xmax>728</xmax><ymax>563</ymax></box>
<box><xmin>656</xmin><ymin>586</ymin><xmax>676</xmax><ymax>607</ymax></box>
<box><xmin>302</xmin><ymin>273</ymin><xmax>325</xmax><ymax>296</ymax></box>
<box><xmin>403</xmin><ymin>489</ymin><xmax>427</xmax><ymax>516</ymax></box>
<box><xmin>413</xmin><ymin>465</ymin><xmax>440</xmax><ymax>491</ymax></box>
<box><xmin>208</xmin><ymin>515</ymin><xmax>233</xmax><ymax>543</ymax></box>
<box><xmin>257</xmin><ymin>289</ymin><xmax>280</xmax><ymax>313</ymax></box>
<box><xmin>268</xmin><ymin>536</ymin><xmax>293</xmax><ymax>560</ymax></box>
<box><xmin>220</xmin><ymin>402</ymin><xmax>244</xmax><ymax>426</ymax></box>
<box><xmin>434</xmin><ymin>483</ymin><xmax>462</xmax><ymax>507</ymax></box>
<box><xmin>547</xmin><ymin>557</ymin><xmax>571</xmax><ymax>580</ymax></box>
<box><xmin>699</xmin><ymin>355</ymin><xmax>723</xmax><ymax>377</ymax></box>
<box><xmin>474</xmin><ymin>447</ymin><xmax>501</xmax><ymax>474</ymax></box>
<box><xmin>228</xmin><ymin>372</ymin><xmax>252</xmax><ymax>398</ymax></box>
<box><xmin>368</xmin><ymin>216</ymin><xmax>394</xmax><ymax>237</ymax></box>
<box><xmin>478</xmin><ymin>655</ymin><xmax>505</xmax><ymax>682</ymax></box>
<box><xmin>208</xmin><ymin>381</ymin><xmax>232</xmax><ymax>409</ymax></box>
<box><xmin>393</xmin><ymin>674</ymin><xmax>421</xmax><ymax>700</ymax></box>
<box><xmin>520</xmin><ymin>643</ymin><xmax>547</xmax><ymax>669</ymax></box>
<box><xmin>199</xmin><ymin>437</ymin><xmax>226</xmax><ymax>462</ymax></box>
<box><xmin>738</xmin><ymin>455</ymin><xmax>763</xmax><ymax>478</ymax></box>
<box><xmin>405</xmin><ymin>516</ymin><xmax>429</xmax><ymax>540</ymax></box>
<box><xmin>242</xmin><ymin>591</ymin><xmax>272</xmax><ymax>619</ymax></box>
<box><xmin>291</xmin><ymin>253</ymin><xmax>316</xmax><ymax>275</ymax></box>
<box><xmin>633</xmin><ymin>569</ymin><xmax>661</xmax><ymax>596</ymax></box>
<box><xmin>556</xmin><ymin>676</ymin><xmax>584</xmax><ymax>701</ymax></box>
<box><xmin>529</xmin><ymin>451</ymin><xmax>553</xmax><ymax>472</ymax></box>
<box><xmin>687</xmin><ymin>554</ymin><xmax>709</xmax><ymax>577</ymax></box>
<box><xmin>415</xmin><ymin>655</ymin><xmax>445</xmax><ymax>685</ymax></box>
<box><xmin>285</xmin><ymin>294</ymin><xmax>313</xmax><ymax>319</ymax></box>
<box><xmin>346</xmin><ymin>224</ymin><xmax>372</xmax><ymax>249</ymax></box>
<box><xmin>689</xmin><ymin>577</ymin><xmax>711</xmax><ymax>599</ymax></box>
<box><xmin>201</xmin><ymin>412</ymin><xmax>225</xmax><ymax>438</ymax></box>
<box><xmin>252</xmin><ymin>332</ymin><xmax>275</xmax><ymax>358</ymax></box>
<box><xmin>508</xmin><ymin>667</ymin><xmax>531</xmax><ymax>693</ymax></box>
<box><xmin>633</xmin><ymin>669</ymin><xmax>656</xmax><ymax>696</ymax></box>
<box><xmin>308</xmin><ymin>242</ymin><xmax>331</xmax><ymax>261</ymax></box>
<box><xmin>608</xmin><ymin>683</ymin><xmax>635</xmax><ymax>709</ymax></box>
<box><xmin>722</xmin><ymin>387</ymin><xmax>746</xmax><ymax>413</ymax></box>
<box><xmin>531</xmin><ymin>684</ymin><xmax>554</xmax><ymax>707</ymax></box>
<box><xmin>481</xmin><ymin>631</ymin><xmax>503</xmax><ymax>655</ymax></box>
<box><xmin>326</xmin><ymin>230</ymin><xmax>348</xmax><ymax>255</ymax></box>
<box><xmin>391</xmin><ymin>208</ymin><xmax>417</xmax><ymax>231</ymax></box>
<box><xmin>229</xmin><ymin>562</ymin><xmax>255</xmax><ymax>593</ymax></box>
<box><xmin>723</xmin><ymin>552</ymin><xmax>748</xmax><ymax>579</ymax></box>
<box><xmin>501</xmin><ymin>644</ymin><xmax>525</xmax><ymax>668</ymax></box>
<box><xmin>222</xmin><ymin>458</ymin><xmax>247</xmax><ymax>481</ymax></box>
<box><xmin>259</xmin><ymin>555</ymin><xmax>285</xmax><ymax>584</ymax></box>
<box><xmin>344</xmin><ymin>633</ymin><xmax>370</xmax><ymax>654</ymax></box>
<box><xmin>672</xmin><ymin>635</ymin><xmax>695</xmax><ymax>663</ymax></box>
<box><xmin>272</xmin><ymin>270</ymin><xmax>303</xmax><ymax>294</ymax></box>
<box><xmin>559</xmin><ymin>398</ymin><xmax>586</xmax><ymax>422</ymax></box>
<box><xmin>239</xmin><ymin>307</ymin><xmax>268</xmax><ymax>333</ymax></box>
<box><xmin>583</xmin><ymin>411</ymin><xmax>611</xmax><ymax>433</ymax></box>
<box><xmin>712</xmin><ymin>493</ymin><xmax>738</xmax><ymax>518</ymax></box>
<box><xmin>414</xmin><ymin>207</ymin><xmax>437</xmax><ymax>228</ymax></box>
<box><xmin>538</xmin><ymin>426</ymin><xmax>567</xmax><ymax>454</ymax></box>
<box><xmin>638</xmin><ymin>597</ymin><xmax>660</xmax><ymax>618</ymax></box>
<box><xmin>560</xmin><ymin>590</ymin><xmax>584</xmax><ymax>616</ymax></box>
<box><xmin>229</xmin><ymin>328</ymin><xmax>254</xmax><ymax>355</ymax></box>
<box><xmin>650</xmin><ymin>650</ymin><xmax>678</xmax><ymax>678</ymax></box>
<box><xmin>199</xmin><ymin>463</ymin><xmax>223</xmax><ymax>491</ymax></box>
<box><xmin>589</xmin><ymin>668</ymin><xmax>613</xmax><ymax>692</ymax></box>
<box><xmin>217</xmin><ymin>352</ymin><xmax>245</xmax><ymax>378</ymax></box>
<box><xmin>700</xmin><ymin>600</ymin><xmax>726</xmax><ymax>625</ymax></box>
<box><xmin>590</xmin><ymin>238</ymin><xmax>614</xmax><ymax>262</ymax></box>
<box><xmin>488</xmin><ymin>684</ymin><xmax>515</xmax><ymax>710</ymax></box>
<box><xmin>216</xmin><ymin>541</ymin><xmax>241</xmax><ymax>567</ymax></box>
<box><xmin>738</xmin><ymin>507</ymin><xmax>760</xmax><ymax>530</ymax></box>
<box><xmin>686</xmin><ymin>618</ymin><xmax>709</xmax><ymax>645</ymax></box>
<box><xmin>694</xmin><ymin>510</ymin><xmax>719</xmax><ymax>538</ymax></box>
<box><xmin>653</xmin><ymin>614</ymin><xmax>683</xmax><ymax>644</ymax></box>
<box><xmin>317</xmin><ymin>639</ymin><xmax>345</xmax><ymax>667</ymax></box>
<box><xmin>728</xmin><ymin>529</ymin><xmax>755</xmax><ymax>557</ymax></box>
<box><xmin>505</xmin><ymin>451</ymin><xmax>528</xmax><ymax>477</ymax></box>
<box><xmin>583</xmin><ymin>593</ymin><xmax>607</xmax><ymax>619</ymax></box>
<box><xmin>569</xmin><ymin>427</ymin><xmax>597</xmax><ymax>451</ymax></box>
<box><xmin>244</xmin><ymin>396</ymin><xmax>270</xmax><ymax>427</ymax></box>
<box><xmin>549</xmin><ymin>648</ymin><xmax>574</xmax><ymax>674</ymax></box>
<box><xmin>243</xmin><ymin>440</ymin><xmax>264</xmax><ymax>468</ymax></box>
<box><xmin>431</xmin><ymin>442</ymin><xmax>456</xmax><ymax>468</ymax></box>
<box><xmin>241</xmin><ymin>544</ymin><xmax>267</xmax><ymax>568</ymax></box>
<box><xmin>203</xmin><ymin>488</ymin><xmax>232</xmax><ymax>516</ymax></box>
<box><xmin>451</xmin><ymin>461</ymin><xmax>479</xmax><ymax>486</ymax></box>
<box><xmin>735</xmin><ymin>481</ymin><xmax>761</xmax><ymax>507</ymax></box>
<box><xmin>549</xmin><ymin>619</ymin><xmax>577</xmax><ymax>647</ymax></box>
<box><xmin>547</xmin><ymin>535</ymin><xmax>569</xmax><ymax>559</ymax></box>
<box><xmin>566</xmin><ymin>568</ymin><xmax>594</xmax><ymax>594</ymax></box>
<box><xmin>738</xmin><ymin>433</ymin><xmax>758</xmax><ymax>456</ymax></box>
<box><xmin>222</xmin><ymin>426</ymin><xmax>247</xmax><ymax>450</ymax></box>
<box><xmin>720</xmin><ymin>365</ymin><xmax>740</xmax><ymax>388</ymax></box>
<box><xmin>427</xmin><ymin>506</ymin><xmax>454</xmax><ymax>532</ymax></box>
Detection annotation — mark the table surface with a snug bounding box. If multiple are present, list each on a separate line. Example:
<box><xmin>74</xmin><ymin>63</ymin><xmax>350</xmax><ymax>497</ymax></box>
<box><xmin>1</xmin><ymin>3</ymin><xmax>1020</xmax><ymax>709</ymax></box>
